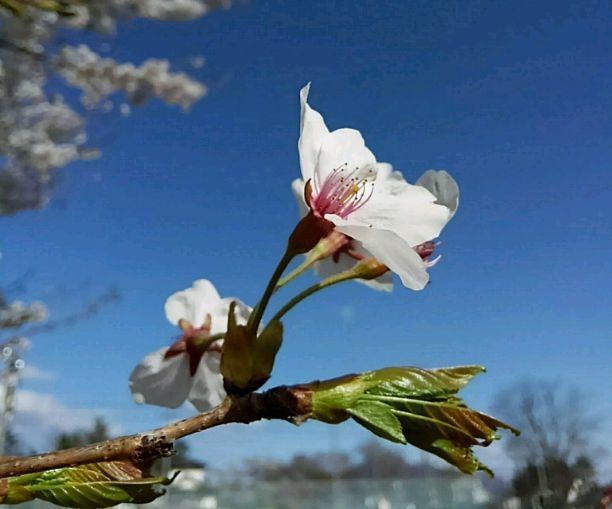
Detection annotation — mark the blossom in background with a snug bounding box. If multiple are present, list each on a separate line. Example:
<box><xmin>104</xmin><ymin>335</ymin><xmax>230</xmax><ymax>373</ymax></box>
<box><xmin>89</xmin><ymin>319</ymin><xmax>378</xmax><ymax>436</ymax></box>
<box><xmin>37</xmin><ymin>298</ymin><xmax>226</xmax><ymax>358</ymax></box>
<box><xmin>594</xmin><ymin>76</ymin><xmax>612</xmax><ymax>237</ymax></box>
<box><xmin>129</xmin><ymin>279</ymin><xmax>250</xmax><ymax>412</ymax></box>
<box><xmin>0</xmin><ymin>300</ymin><xmax>47</xmax><ymax>329</ymax></box>
<box><xmin>292</xmin><ymin>83</ymin><xmax>459</xmax><ymax>290</ymax></box>
<box><xmin>0</xmin><ymin>1</ymin><xmax>225</xmax><ymax>215</ymax></box>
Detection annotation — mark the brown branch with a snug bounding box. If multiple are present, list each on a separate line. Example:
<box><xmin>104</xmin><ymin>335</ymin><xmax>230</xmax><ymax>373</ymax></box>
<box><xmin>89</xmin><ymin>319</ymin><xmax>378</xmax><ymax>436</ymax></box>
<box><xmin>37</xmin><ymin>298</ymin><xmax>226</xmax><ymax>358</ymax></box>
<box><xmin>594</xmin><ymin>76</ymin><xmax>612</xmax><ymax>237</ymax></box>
<box><xmin>0</xmin><ymin>385</ymin><xmax>313</xmax><ymax>479</ymax></box>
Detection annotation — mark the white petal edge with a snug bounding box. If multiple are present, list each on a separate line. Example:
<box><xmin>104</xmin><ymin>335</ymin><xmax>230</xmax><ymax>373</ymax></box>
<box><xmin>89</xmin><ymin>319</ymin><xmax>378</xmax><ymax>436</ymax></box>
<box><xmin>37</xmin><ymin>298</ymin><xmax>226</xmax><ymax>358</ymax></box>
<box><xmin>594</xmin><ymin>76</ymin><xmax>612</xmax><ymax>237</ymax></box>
<box><xmin>188</xmin><ymin>351</ymin><xmax>226</xmax><ymax>412</ymax></box>
<box><xmin>350</xmin><ymin>241</ymin><xmax>394</xmax><ymax>292</ymax></box>
<box><xmin>344</xmin><ymin>174</ymin><xmax>451</xmax><ymax>248</ymax></box>
<box><xmin>164</xmin><ymin>279</ymin><xmax>222</xmax><ymax>327</ymax></box>
<box><xmin>208</xmin><ymin>297</ymin><xmax>252</xmax><ymax>335</ymax></box>
<box><xmin>334</xmin><ymin>223</ymin><xmax>430</xmax><ymax>290</ymax></box>
<box><xmin>314</xmin><ymin>128</ymin><xmax>377</xmax><ymax>188</ymax></box>
<box><xmin>291</xmin><ymin>178</ymin><xmax>309</xmax><ymax>218</ymax></box>
<box><xmin>314</xmin><ymin>245</ymin><xmax>393</xmax><ymax>292</ymax></box>
<box><xmin>416</xmin><ymin>169</ymin><xmax>459</xmax><ymax>219</ymax></box>
<box><xmin>128</xmin><ymin>347</ymin><xmax>192</xmax><ymax>409</ymax></box>
<box><xmin>298</xmin><ymin>83</ymin><xmax>330</xmax><ymax>182</ymax></box>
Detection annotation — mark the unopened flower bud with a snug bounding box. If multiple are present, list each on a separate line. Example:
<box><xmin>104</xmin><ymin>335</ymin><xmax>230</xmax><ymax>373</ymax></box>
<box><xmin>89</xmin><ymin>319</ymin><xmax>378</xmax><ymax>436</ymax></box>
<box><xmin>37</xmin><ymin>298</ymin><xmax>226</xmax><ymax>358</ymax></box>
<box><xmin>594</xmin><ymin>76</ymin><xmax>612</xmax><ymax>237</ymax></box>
<box><xmin>308</xmin><ymin>230</ymin><xmax>351</xmax><ymax>263</ymax></box>
<box><xmin>352</xmin><ymin>258</ymin><xmax>389</xmax><ymax>280</ymax></box>
<box><xmin>221</xmin><ymin>303</ymin><xmax>283</xmax><ymax>396</ymax></box>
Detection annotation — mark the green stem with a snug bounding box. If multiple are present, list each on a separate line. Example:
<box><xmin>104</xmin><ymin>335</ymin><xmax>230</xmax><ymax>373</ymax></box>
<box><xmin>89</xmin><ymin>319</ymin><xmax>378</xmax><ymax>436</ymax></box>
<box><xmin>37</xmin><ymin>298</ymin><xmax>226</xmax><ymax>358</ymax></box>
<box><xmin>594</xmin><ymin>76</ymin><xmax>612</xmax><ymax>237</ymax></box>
<box><xmin>247</xmin><ymin>249</ymin><xmax>295</xmax><ymax>334</ymax></box>
<box><xmin>276</xmin><ymin>232</ymin><xmax>350</xmax><ymax>290</ymax></box>
<box><xmin>268</xmin><ymin>269</ymin><xmax>360</xmax><ymax>325</ymax></box>
<box><xmin>276</xmin><ymin>257</ymin><xmax>315</xmax><ymax>290</ymax></box>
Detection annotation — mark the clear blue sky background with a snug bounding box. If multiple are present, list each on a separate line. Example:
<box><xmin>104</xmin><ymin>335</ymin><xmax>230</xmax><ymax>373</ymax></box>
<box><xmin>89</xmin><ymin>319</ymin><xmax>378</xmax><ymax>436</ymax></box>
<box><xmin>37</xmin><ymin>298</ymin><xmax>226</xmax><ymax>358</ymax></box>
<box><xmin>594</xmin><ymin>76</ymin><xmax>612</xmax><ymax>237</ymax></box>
<box><xmin>2</xmin><ymin>0</ymin><xmax>611</xmax><ymax>480</ymax></box>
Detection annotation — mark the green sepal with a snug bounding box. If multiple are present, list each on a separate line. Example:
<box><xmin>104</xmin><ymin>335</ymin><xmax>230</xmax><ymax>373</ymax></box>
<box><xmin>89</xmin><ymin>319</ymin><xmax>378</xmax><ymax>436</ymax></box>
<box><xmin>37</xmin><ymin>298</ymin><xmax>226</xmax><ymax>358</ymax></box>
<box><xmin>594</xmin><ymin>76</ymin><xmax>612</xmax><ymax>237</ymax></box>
<box><xmin>220</xmin><ymin>327</ymin><xmax>254</xmax><ymax>391</ymax></box>
<box><xmin>221</xmin><ymin>303</ymin><xmax>283</xmax><ymax>395</ymax></box>
<box><xmin>251</xmin><ymin>319</ymin><xmax>283</xmax><ymax>386</ymax></box>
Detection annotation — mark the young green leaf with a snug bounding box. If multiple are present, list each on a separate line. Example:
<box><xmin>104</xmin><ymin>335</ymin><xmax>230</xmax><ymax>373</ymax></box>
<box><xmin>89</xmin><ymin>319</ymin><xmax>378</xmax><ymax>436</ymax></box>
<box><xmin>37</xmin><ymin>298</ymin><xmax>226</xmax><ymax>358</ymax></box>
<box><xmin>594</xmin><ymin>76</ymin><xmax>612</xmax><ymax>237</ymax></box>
<box><xmin>347</xmin><ymin>400</ymin><xmax>405</xmax><ymax>444</ymax></box>
<box><xmin>0</xmin><ymin>461</ymin><xmax>175</xmax><ymax>508</ymax></box>
<box><xmin>309</xmin><ymin>366</ymin><xmax>519</xmax><ymax>476</ymax></box>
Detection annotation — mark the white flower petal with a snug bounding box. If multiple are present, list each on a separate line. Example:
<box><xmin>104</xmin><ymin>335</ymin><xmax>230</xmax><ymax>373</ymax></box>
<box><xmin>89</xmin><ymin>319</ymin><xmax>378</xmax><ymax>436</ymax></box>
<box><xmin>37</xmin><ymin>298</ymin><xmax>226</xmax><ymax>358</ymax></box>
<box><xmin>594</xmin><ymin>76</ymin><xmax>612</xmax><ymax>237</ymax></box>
<box><xmin>416</xmin><ymin>170</ymin><xmax>459</xmax><ymax>218</ymax></box>
<box><xmin>298</xmin><ymin>83</ymin><xmax>330</xmax><ymax>182</ymax></box>
<box><xmin>313</xmin><ymin>253</ymin><xmax>356</xmax><ymax>280</ymax></box>
<box><xmin>128</xmin><ymin>347</ymin><xmax>192</xmax><ymax>408</ymax></box>
<box><xmin>209</xmin><ymin>298</ymin><xmax>251</xmax><ymax>335</ymax></box>
<box><xmin>164</xmin><ymin>279</ymin><xmax>222</xmax><ymax>327</ymax></box>
<box><xmin>359</xmin><ymin>271</ymin><xmax>394</xmax><ymax>292</ymax></box>
<box><xmin>334</xmin><ymin>224</ymin><xmax>430</xmax><ymax>290</ymax></box>
<box><xmin>314</xmin><ymin>128</ymin><xmax>377</xmax><ymax>186</ymax></box>
<box><xmin>188</xmin><ymin>351</ymin><xmax>226</xmax><ymax>412</ymax></box>
<box><xmin>191</xmin><ymin>279</ymin><xmax>222</xmax><ymax>304</ymax></box>
<box><xmin>291</xmin><ymin>178</ymin><xmax>309</xmax><ymax>218</ymax></box>
<box><xmin>375</xmin><ymin>162</ymin><xmax>394</xmax><ymax>179</ymax></box>
<box><xmin>350</xmin><ymin>241</ymin><xmax>394</xmax><ymax>292</ymax></box>
<box><xmin>343</xmin><ymin>172</ymin><xmax>450</xmax><ymax>248</ymax></box>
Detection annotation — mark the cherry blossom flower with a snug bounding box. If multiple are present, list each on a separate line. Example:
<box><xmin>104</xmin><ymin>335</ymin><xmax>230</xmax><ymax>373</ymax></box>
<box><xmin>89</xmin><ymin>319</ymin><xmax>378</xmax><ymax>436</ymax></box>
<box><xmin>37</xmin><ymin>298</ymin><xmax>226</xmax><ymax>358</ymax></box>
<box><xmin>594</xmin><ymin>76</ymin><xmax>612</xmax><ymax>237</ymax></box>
<box><xmin>292</xmin><ymin>84</ymin><xmax>458</xmax><ymax>290</ymax></box>
<box><xmin>129</xmin><ymin>279</ymin><xmax>250</xmax><ymax>412</ymax></box>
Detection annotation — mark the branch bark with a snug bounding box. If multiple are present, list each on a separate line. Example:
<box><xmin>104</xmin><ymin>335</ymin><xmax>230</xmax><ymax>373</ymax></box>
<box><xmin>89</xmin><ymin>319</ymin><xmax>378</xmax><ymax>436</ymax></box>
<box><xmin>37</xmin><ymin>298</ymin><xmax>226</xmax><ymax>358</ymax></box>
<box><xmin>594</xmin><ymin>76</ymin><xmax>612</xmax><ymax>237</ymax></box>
<box><xmin>0</xmin><ymin>385</ymin><xmax>313</xmax><ymax>479</ymax></box>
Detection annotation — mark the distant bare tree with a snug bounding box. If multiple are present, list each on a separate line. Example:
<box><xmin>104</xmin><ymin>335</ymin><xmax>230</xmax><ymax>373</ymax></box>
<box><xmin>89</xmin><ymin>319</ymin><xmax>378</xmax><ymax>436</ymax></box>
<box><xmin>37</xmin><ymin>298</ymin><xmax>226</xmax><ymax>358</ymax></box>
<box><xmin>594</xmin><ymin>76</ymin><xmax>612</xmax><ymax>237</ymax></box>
<box><xmin>54</xmin><ymin>416</ymin><xmax>110</xmax><ymax>450</ymax></box>
<box><xmin>492</xmin><ymin>380</ymin><xmax>605</xmax><ymax>507</ymax></box>
<box><xmin>342</xmin><ymin>441</ymin><xmax>412</xmax><ymax>479</ymax></box>
<box><xmin>492</xmin><ymin>380</ymin><xmax>598</xmax><ymax>466</ymax></box>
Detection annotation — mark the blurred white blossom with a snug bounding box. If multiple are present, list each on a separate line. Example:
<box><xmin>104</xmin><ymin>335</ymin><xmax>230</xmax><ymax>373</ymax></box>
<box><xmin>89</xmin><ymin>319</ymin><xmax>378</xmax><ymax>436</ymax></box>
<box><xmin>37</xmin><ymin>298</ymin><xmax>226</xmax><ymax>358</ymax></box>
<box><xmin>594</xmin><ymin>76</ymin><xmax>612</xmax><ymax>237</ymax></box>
<box><xmin>130</xmin><ymin>279</ymin><xmax>251</xmax><ymax>412</ymax></box>
<box><xmin>55</xmin><ymin>45</ymin><xmax>206</xmax><ymax>110</ymax></box>
<box><xmin>0</xmin><ymin>0</ymin><xmax>226</xmax><ymax>214</ymax></box>
<box><xmin>0</xmin><ymin>300</ymin><xmax>47</xmax><ymax>330</ymax></box>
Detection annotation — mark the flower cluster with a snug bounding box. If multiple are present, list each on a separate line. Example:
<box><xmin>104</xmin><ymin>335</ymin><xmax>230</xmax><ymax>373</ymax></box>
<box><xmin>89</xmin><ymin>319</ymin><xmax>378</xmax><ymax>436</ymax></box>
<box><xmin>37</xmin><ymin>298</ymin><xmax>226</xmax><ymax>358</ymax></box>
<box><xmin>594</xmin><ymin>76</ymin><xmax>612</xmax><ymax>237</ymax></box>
<box><xmin>131</xmin><ymin>84</ymin><xmax>460</xmax><ymax>411</ymax></box>
<box><xmin>130</xmin><ymin>279</ymin><xmax>250</xmax><ymax>411</ymax></box>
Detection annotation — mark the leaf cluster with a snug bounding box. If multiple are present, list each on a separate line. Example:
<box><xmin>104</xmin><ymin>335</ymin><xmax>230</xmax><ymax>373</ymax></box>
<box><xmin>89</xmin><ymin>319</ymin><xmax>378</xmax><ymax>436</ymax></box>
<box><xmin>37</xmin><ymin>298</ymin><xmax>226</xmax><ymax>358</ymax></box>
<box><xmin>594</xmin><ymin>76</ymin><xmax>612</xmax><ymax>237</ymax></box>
<box><xmin>311</xmin><ymin>366</ymin><xmax>519</xmax><ymax>475</ymax></box>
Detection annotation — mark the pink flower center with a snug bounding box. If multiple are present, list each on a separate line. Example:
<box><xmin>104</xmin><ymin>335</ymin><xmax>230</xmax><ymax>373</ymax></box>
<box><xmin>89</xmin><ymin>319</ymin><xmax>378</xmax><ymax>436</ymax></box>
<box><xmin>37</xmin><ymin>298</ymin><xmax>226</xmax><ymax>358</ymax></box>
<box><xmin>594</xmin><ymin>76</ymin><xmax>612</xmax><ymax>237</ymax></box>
<box><xmin>309</xmin><ymin>163</ymin><xmax>375</xmax><ymax>219</ymax></box>
<box><xmin>164</xmin><ymin>314</ymin><xmax>221</xmax><ymax>375</ymax></box>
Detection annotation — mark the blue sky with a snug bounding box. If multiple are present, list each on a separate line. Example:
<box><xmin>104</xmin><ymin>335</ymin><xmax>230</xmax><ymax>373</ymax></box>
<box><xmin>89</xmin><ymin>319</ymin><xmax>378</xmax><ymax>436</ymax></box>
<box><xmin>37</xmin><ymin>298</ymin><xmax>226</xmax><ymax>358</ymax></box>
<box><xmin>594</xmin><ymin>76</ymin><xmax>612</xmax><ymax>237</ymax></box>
<box><xmin>2</xmin><ymin>0</ymin><xmax>611</xmax><ymax>480</ymax></box>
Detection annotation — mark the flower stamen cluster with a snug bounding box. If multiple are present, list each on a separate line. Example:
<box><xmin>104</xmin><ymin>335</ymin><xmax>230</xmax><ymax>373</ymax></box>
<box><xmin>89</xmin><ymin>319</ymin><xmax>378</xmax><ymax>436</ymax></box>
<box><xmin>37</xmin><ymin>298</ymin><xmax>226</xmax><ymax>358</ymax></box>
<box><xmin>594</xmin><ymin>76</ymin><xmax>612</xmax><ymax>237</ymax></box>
<box><xmin>310</xmin><ymin>163</ymin><xmax>375</xmax><ymax>219</ymax></box>
<box><xmin>163</xmin><ymin>314</ymin><xmax>221</xmax><ymax>376</ymax></box>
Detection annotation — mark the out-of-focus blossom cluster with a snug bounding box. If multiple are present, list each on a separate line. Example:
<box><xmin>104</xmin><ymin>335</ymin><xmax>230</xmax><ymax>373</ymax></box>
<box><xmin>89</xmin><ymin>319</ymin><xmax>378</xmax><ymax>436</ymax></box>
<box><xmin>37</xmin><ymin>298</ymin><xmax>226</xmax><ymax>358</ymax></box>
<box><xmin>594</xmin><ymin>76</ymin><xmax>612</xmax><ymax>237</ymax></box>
<box><xmin>0</xmin><ymin>1</ymin><xmax>225</xmax><ymax>214</ymax></box>
<box><xmin>55</xmin><ymin>46</ymin><xmax>206</xmax><ymax>109</ymax></box>
<box><xmin>64</xmin><ymin>0</ymin><xmax>230</xmax><ymax>34</ymax></box>
<box><xmin>0</xmin><ymin>299</ymin><xmax>47</xmax><ymax>330</ymax></box>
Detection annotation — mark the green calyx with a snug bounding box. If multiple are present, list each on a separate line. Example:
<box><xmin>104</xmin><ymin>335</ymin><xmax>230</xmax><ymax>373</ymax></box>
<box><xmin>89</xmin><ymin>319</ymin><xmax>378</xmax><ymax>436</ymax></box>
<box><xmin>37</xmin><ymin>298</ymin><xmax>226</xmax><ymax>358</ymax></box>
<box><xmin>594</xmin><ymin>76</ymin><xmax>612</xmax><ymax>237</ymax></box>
<box><xmin>220</xmin><ymin>302</ymin><xmax>283</xmax><ymax>395</ymax></box>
